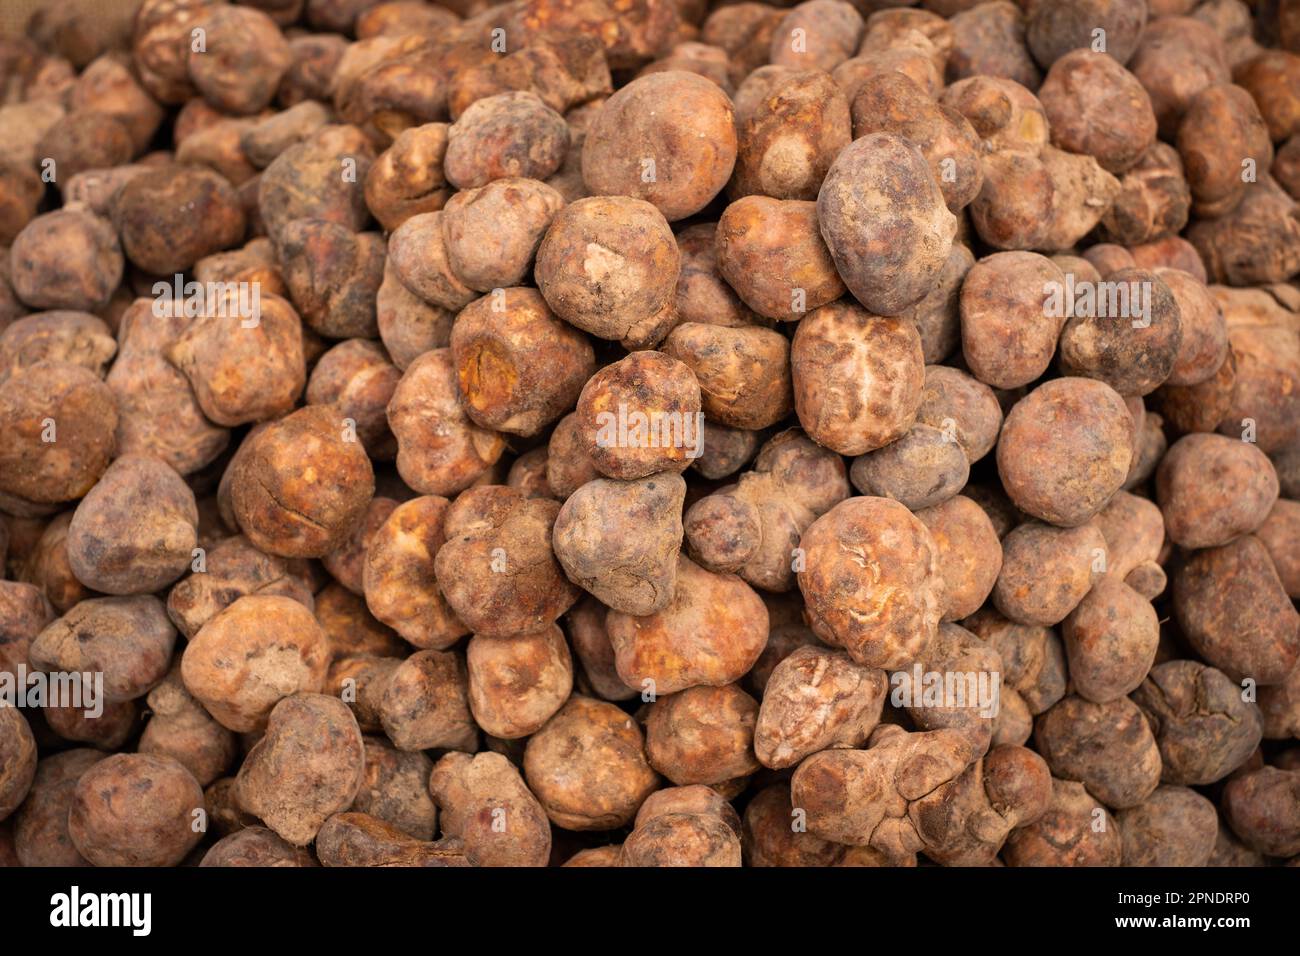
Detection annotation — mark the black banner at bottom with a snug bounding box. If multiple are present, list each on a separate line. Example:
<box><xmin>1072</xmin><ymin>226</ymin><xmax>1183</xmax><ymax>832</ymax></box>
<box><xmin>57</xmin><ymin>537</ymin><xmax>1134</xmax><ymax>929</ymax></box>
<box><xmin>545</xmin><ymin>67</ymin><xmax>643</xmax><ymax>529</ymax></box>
<box><xmin>0</xmin><ymin>865</ymin><xmax>1283</xmax><ymax>944</ymax></box>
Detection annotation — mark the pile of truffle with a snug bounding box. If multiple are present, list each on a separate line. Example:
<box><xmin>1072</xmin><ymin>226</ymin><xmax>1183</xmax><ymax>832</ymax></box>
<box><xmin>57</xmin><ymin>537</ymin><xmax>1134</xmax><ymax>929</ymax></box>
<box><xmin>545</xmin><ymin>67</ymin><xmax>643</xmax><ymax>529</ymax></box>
<box><xmin>0</xmin><ymin>0</ymin><xmax>1298</xmax><ymax>869</ymax></box>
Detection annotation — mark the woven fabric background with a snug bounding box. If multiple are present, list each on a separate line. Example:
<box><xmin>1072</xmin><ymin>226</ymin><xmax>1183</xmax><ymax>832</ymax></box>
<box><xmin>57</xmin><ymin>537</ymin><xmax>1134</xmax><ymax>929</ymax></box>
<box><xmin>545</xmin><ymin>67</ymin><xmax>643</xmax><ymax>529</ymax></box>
<box><xmin>3</xmin><ymin>1</ymin><xmax>50</xmax><ymax>35</ymax></box>
<box><xmin>1</xmin><ymin>1</ymin><xmax>138</xmax><ymax>37</ymax></box>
